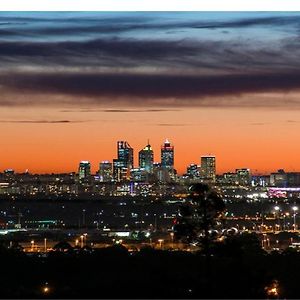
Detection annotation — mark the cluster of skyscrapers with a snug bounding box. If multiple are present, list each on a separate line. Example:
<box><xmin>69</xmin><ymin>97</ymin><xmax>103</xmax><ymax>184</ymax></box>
<box><xmin>79</xmin><ymin>139</ymin><xmax>177</xmax><ymax>183</ymax></box>
<box><xmin>78</xmin><ymin>139</ymin><xmax>217</xmax><ymax>184</ymax></box>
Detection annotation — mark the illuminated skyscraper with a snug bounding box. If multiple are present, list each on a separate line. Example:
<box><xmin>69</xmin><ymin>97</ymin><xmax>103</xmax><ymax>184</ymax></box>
<box><xmin>161</xmin><ymin>139</ymin><xmax>174</xmax><ymax>170</ymax></box>
<box><xmin>78</xmin><ymin>161</ymin><xmax>91</xmax><ymax>181</ymax></box>
<box><xmin>200</xmin><ymin>156</ymin><xmax>216</xmax><ymax>182</ymax></box>
<box><xmin>139</xmin><ymin>142</ymin><xmax>154</xmax><ymax>173</ymax></box>
<box><xmin>98</xmin><ymin>161</ymin><xmax>113</xmax><ymax>182</ymax></box>
<box><xmin>117</xmin><ymin>141</ymin><xmax>133</xmax><ymax>169</ymax></box>
<box><xmin>113</xmin><ymin>141</ymin><xmax>133</xmax><ymax>181</ymax></box>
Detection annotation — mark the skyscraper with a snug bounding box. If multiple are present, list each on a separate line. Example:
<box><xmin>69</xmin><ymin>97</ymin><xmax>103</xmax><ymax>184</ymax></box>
<box><xmin>200</xmin><ymin>156</ymin><xmax>216</xmax><ymax>182</ymax></box>
<box><xmin>113</xmin><ymin>141</ymin><xmax>133</xmax><ymax>181</ymax></box>
<box><xmin>98</xmin><ymin>161</ymin><xmax>113</xmax><ymax>182</ymax></box>
<box><xmin>161</xmin><ymin>139</ymin><xmax>174</xmax><ymax>170</ymax></box>
<box><xmin>117</xmin><ymin>141</ymin><xmax>134</xmax><ymax>169</ymax></box>
<box><xmin>139</xmin><ymin>142</ymin><xmax>154</xmax><ymax>173</ymax></box>
<box><xmin>78</xmin><ymin>161</ymin><xmax>91</xmax><ymax>181</ymax></box>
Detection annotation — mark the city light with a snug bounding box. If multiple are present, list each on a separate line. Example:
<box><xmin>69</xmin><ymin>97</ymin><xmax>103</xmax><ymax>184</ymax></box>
<box><xmin>265</xmin><ymin>280</ymin><xmax>280</xmax><ymax>298</ymax></box>
<box><xmin>292</xmin><ymin>206</ymin><xmax>299</xmax><ymax>231</ymax></box>
<box><xmin>158</xmin><ymin>239</ymin><xmax>164</xmax><ymax>249</ymax></box>
<box><xmin>41</xmin><ymin>282</ymin><xmax>50</xmax><ymax>295</ymax></box>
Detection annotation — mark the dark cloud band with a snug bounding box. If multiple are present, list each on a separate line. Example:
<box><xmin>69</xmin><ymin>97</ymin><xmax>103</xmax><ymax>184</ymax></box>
<box><xmin>1</xmin><ymin>71</ymin><xmax>300</xmax><ymax>107</ymax></box>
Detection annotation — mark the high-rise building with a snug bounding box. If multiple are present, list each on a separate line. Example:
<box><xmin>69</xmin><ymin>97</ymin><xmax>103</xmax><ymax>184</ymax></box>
<box><xmin>78</xmin><ymin>161</ymin><xmax>91</xmax><ymax>181</ymax></box>
<box><xmin>112</xmin><ymin>160</ymin><xmax>126</xmax><ymax>182</ymax></box>
<box><xmin>200</xmin><ymin>156</ymin><xmax>216</xmax><ymax>182</ymax></box>
<box><xmin>139</xmin><ymin>142</ymin><xmax>154</xmax><ymax>173</ymax></box>
<box><xmin>98</xmin><ymin>161</ymin><xmax>112</xmax><ymax>182</ymax></box>
<box><xmin>113</xmin><ymin>141</ymin><xmax>133</xmax><ymax>181</ymax></box>
<box><xmin>130</xmin><ymin>168</ymin><xmax>148</xmax><ymax>182</ymax></box>
<box><xmin>161</xmin><ymin>139</ymin><xmax>174</xmax><ymax>170</ymax></box>
<box><xmin>236</xmin><ymin>168</ymin><xmax>251</xmax><ymax>186</ymax></box>
<box><xmin>117</xmin><ymin>141</ymin><xmax>134</xmax><ymax>169</ymax></box>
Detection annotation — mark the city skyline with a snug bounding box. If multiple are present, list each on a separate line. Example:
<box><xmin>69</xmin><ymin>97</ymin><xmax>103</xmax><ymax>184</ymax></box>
<box><xmin>1</xmin><ymin>12</ymin><xmax>300</xmax><ymax>174</ymax></box>
<box><xmin>1</xmin><ymin>137</ymin><xmax>299</xmax><ymax>177</ymax></box>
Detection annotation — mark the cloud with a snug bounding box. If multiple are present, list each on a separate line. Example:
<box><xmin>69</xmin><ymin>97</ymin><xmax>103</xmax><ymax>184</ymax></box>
<box><xmin>1</xmin><ymin>71</ymin><xmax>300</xmax><ymax>108</ymax></box>
<box><xmin>60</xmin><ymin>108</ymin><xmax>181</xmax><ymax>113</ymax></box>
<box><xmin>0</xmin><ymin>36</ymin><xmax>298</xmax><ymax>73</ymax></box>
<box><xmin>190</xmin><ymin>15</ymin><xmax>300</xmax><ymax>29</ymax></box>
<box><xmin>0</xmin><ymin>120</ymin><xmax>87</xmax><ymax>123</ymax></box>
<box><xmin>0</xmin><ymin>38</ymin><xmax>219</xmax><ymax>69</ymax></box>
<box><xmin>249</xmin><ymin>122</ymin><xmax>267</xmax><ymax>126</ymax></box>
<box><xmin>1</xmin><ymin>13</ymin><xmax>300</xmax><ymax>109</ymax></box>
<box><xmin>2</xmin><ymin>13</ymin><xmax>300</xmax><ymax>38</ymax></box>
<box><xmin>156</xmin><ymin>123</ymin><xmax>190</xmax><ymax>127</ymax></box>
<box><xmin>0</xmin><ymin>13</ymin><xmax>300</xmax><ymax>77</ymax></box>
<box><xmin>285</xmin><ymin>120</ymin><xmax>300</xmax><ymax>124</ymax></box>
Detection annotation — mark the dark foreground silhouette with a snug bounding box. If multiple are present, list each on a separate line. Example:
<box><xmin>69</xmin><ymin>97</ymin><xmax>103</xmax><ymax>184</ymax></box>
<box><xmin>0</xmin><ymin>233</ymin><xmax>298</xmax><ymax>299</ymax></box>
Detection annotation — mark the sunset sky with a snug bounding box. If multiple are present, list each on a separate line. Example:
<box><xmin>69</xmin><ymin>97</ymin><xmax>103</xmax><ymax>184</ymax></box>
<box><xmin>1</xmin><ymin>12</ymin><xmax>300</xmax><ymax>174</ymax></box>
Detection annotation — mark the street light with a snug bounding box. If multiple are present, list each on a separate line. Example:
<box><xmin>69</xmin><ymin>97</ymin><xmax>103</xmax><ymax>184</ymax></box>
<box><xmin>42</xmin><ymin>282</ymin><xmax>50</xmax><ymax>295</ymax></box>
<box><xmin>80</xmin><ymin>235</ymin><xmax>84</xmax><ymax>248</ymax></box>
<box><xmin>274</xmin><ymin>206</ymin><xmax>280</xmax><ymax>231</ymax></box>
<box><xmin>158</xmin><ymin>239</ymin><xmax>164</xmax><ymax>249</ymax></box>
<box><xmin>170</xmin><ymin>232</ymin><xmax>174</xmax><ymax>249</ymax></box>
<box><xmin>31</xmin><ymin>240</ymin><xmax>35</xmax><ymax>252</ymax></box>
<box><xmin>283</xmin><ymin>212</ymin><xmax>289</xmax><ymax>231</ymax></box>
<box><xmin>292</xmin><ymin>206</ymin><xmax>298</xmax><ymax>231</ymax></box>
<box><xmin>83</xmin><ymin>233</ymin><xmax>87</xmax><ymax>246</ymax></box>
<box><xmin>44</xmin><ymin>238</ymin><xmax>47</xmax><ymax>252</ymax></box>
<box><xmin>265</xmin><ymin>280</ymin><xmax>280</xmax><ymax>299</ymax></box>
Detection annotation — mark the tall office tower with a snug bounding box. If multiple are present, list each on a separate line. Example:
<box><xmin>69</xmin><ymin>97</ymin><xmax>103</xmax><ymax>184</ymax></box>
<box><xmin>200</xmin><ymin>155</ymin><xmax>216</xmax><ymax>182</ymax></box>
<box><xmin>78</xmin><ymin>161</ymin><xmax>91</xmax><ymax>181</ymax></box>
<box><xmin>236</xmin><ymin>168</ymin><xmax>252</xmax><ymax>186</ymax></box>
<box><xmin>113</xmin><ymin>141</ymin><xmax>133</xmax><ymax>182</ymax></box>
<box><xmin>117</xmin><ymin>141</ymin><xmax>134</xmax><ymax>169</ymax></box>
<box><xmin>161</xmin><ymin>139</ymin><xmax>174</xmax><ymax>170</ymax></box>
<box><xmin>98</xmin><ymin>161</ymin><xmax>113</xmax><ymax>182</ymax></box>
<box><xmin>139</xmin><ymin>142</ymin><xmax>154</xmax><ymax>173</ymax></box>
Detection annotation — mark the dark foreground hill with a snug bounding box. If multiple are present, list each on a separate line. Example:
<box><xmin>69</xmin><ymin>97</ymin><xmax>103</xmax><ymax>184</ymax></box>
<box><xmin>0</xmin><ymin>233</ymin><xmax>298</xmax><ymax>299</ymax></box>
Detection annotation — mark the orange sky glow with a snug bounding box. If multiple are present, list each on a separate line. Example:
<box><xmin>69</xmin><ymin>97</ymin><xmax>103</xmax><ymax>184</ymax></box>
<box><xmin>1</xmin><ymin>98</ymin><xmax>300</xmax><ymax>175</ymax></box>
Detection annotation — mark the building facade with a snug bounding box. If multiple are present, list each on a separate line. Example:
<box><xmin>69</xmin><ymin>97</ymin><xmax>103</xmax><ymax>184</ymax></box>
<box><xmin>78</xmin><ymin>161</ymin><xmax>91</xmax><ymax>181</ymax></box>
<box><xmin>161</xmin><ymin>139</ymin><xmax>174</xmax><ymax>170</ymax></box>
<box><xmin>139</xmin><ymin>143</ymin><xmax>154</xmax><ymax>173</ymax></box>
<box><xmin>200</xmin><ymin>156</ymin><xmax>216</xmax><ymax>182</ymax></box>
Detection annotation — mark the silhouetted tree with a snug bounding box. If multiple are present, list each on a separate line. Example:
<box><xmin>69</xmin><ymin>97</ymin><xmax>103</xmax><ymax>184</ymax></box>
<box><xmin>53</xmin><ymin>241</ymin><xmax>73</xmax><ymax>253</ymax></box>
<box><xmin>173</xmin><ymin>183</ymin><xmax>226</xmax><ymax>295</ymax></box>
<box><xmin>173</xmin><ymin>183</ymin><xmax>226</xmax><ymax>254</ymax></box>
